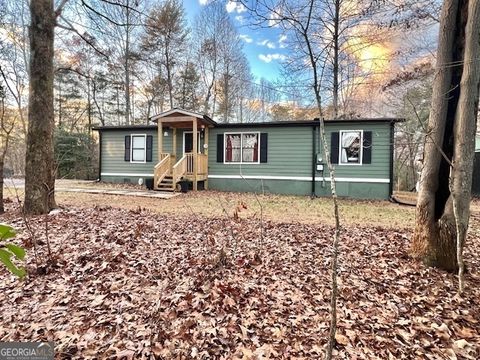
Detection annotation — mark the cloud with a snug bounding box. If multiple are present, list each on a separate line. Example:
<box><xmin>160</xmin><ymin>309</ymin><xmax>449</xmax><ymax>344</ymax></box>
<box><xmin>199</xmin><ymin>0</ymin><xmax>209</xmax><ymax>5</ymax></box>
<box><xmin>279</xmin><ymin>34</ymin><xmax>287</xmax><ymax>48</ymax></box>
<box><xmin>257</xmin><ymin>39</ymin><xmax>276</xmax><ymax>49</ymax></box>
<box><xmin>235</xmin><ymin>15</ymin><xmax>244</xmax><ymax>24</ymax></box>
<box><xmin>258</xmin><ymin>53</ymin><xmax>286</xmax><ymax>63</ymax></box>
<box><xmin>226</xmin><ymin>1</ymin><xmax>246</xmax><ymax>13</ymax></box>
<box><xmin>239</xmin><ymin>34</ymin><xmax>253</xmax><ymax>43</ymax></box>
<box><xmin>268</xmin><ymin>11</ymin><xmax>281</xmax><ymax>27</ymax></box>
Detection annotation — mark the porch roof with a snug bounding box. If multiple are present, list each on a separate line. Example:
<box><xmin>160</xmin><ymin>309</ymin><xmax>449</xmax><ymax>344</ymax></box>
<box><xmin>150</xmin><ymin>108</ymin><xmax>217</xmax><ymax>128</ymax></box>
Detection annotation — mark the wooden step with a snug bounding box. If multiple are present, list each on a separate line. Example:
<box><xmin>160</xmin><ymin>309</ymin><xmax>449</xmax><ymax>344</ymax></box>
<box><xmin>158</xmin><ymin>182</ymin><xmax>174</xmax><ymax>187</ymax></box>
<box><xmin>156</xmin><ymin>186</ymin><xmax>175</xmax><ymax>192</ymax></box>
<box><xmin>158</xmin><ymin>182</ymin><xmax>175</xmax><ymax>188</ymax></box>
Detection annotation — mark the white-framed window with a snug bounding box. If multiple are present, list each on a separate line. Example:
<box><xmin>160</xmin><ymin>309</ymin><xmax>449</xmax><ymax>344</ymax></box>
<box><xmin>224</xmin><ymin>132</ymin><xmax>260</xmax><ymax>164</ymax></box>
<box><xmin>339</xmin><ymin>130</ymin><xmax>363</xmax><ymax>165</ymax></box>
<box><xmin>131</xmin><ymin>134</ymin><xmax>147</xmax><ymax>163</ymax></box>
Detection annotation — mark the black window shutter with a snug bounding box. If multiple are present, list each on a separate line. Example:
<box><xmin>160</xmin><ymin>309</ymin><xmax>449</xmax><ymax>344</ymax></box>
<box><xmin>363</xmin><ymin>131</ymin><xmax>372</xmax><ymax>164</ymax></box>
<box><xmin>124</xmin><ymin>135</ymin><xmax>131</xmax><ymax>161</ymax></box>
<box><xmin>146</xmin><ymin>135</ymin><xmax>153</xmax><ymax>162</ymax></box>
<box><xmin>330</xmin><ymin>132</ymin><xmax>339</xmax><ymax>164</ymax></box>
<box><xmin>260</xmin><ymin>133</ymin><xmax>268</xmax><ymax>163</ymax></box>
<box><xmin>216</xmin><ymin>134</ymin><xmax>224</xmax><ymax>162</ymax></box>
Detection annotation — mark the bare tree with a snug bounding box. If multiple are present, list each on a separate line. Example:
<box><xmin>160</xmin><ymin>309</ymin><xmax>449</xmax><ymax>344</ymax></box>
<box><xmin>0</xmin><ymin>81</ymin><xmax>15</xmax><ymax>213</ymax></box>
<box><xmin>412</xmin><ymin>0</ymin><xmax>480</xmax><ymax>284</ymax></box>
<box><xmin>0</xmin><ymin>0</ymin><xmax>30</xmax><ymax>175</ymax></box>
<box><xmin>142</xmin><ymin>0</ymin><xmax>189</xmax><ymax>110</ymax></box>
<box><xmin>193</xmin><ymin>2</ymin><xmax>226</xmax><ymax>115</ymax></box>
<box><xmin>78</xmin><ymin>0</ymin><xmax>146</xmax><ymax>125</ymax></box>
<box><xmin>240</xmin><ymin>0</ymin><xmax>342</xmax><ymax>357</ymax></box>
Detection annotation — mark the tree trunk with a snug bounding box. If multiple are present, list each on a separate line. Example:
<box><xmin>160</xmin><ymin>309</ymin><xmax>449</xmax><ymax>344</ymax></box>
<box><xmin>451</xmin><ymin>0</ymin><xmax>480</xmax><ymax>289</ymax></box>
<box><xmin>124</xmin><ymin>0</ymin><xmax>131</xmax><ymax>125</ymax></box>
<box><xmin>0</xmin><ymin>159</ymin><xmax>4</xmax><ymax>214</ymax></box>
<box><xmin>87</xmin><ymin>77</ymin><xmax>92</xmax><ymax>134</ymax></box>
<box><xmin>412</xmin><ymin>0</ymin><xmax>480</xmax><ymax>272</ymax></box>
<box><xmin>165</xmin><ymin>41</ymin><xmax>174</xmax><ymax>110</ymax></box>
<box><xmin>332</xmin><ymin>0</ymin><xmax>340</xmax><ymax>119</ymax></box>
<box><xmin>24</xmin><ymin>0</ymin><xmax>56</xmax><ymax>215</ymax></box>
<box><xmin>92</xmin><ymin>80</ymin><xmax>104</xmax><ymax>126</ymax></box>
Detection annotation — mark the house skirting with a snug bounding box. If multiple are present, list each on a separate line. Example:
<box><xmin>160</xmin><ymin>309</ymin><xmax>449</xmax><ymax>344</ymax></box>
<box><xmin>207</xmin><ymin>175</ymin><xmax>390</xmax><ymax>199</ymax></box>
<box><xmin>99</xmin><ymin>173</ymin><xmax>390</xmax><ymax>199</ymax></box>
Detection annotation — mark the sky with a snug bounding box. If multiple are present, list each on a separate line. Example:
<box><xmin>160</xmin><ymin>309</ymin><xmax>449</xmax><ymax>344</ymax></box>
<box><xmin>183</xmin><ymin>0</ymin><xmax>287</xmax><ymax>82</ymax></box>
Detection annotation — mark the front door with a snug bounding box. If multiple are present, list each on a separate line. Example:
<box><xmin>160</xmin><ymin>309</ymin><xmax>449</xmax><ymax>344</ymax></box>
<box><xmin>183</xmin><ymin>132</ymin><xmax>200</xmax><ymax>154</ymax></box>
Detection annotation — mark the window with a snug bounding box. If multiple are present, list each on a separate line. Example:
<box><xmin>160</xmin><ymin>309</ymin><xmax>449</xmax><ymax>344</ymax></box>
<box><xmin>340</xmin><ymin>130</ymin><xmax>362</xmax><ymax>165</ymax></box>
<box><xmin>225</xmin><ymin>132</ymin><xmax>259</xmax><ymax>163</ymax></box>
<box><xmin>131</xmin><ymin>135</ymin><xmax>146</xmax><ymax>163</ymax></box>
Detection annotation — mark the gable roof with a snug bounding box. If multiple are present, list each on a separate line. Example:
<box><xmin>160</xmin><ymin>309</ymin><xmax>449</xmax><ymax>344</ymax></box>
<box><xmin>214</xmin><ymin>117</ymin><xmax>403</xmax><ymax>128</ymax></box>
<box><xmin>92</xmin><ymin>124</ymin><xmax>157</xmax><ymax>131</ymax></box>
<box><xmin>93</xmin><ymin>117</ymin><xmax>403</xmax><ymax>131</ymax></box>
<box><xmin>150</xmin><ymin>108</ymin><xmax>217</xmax><ymax>126</ymax></box>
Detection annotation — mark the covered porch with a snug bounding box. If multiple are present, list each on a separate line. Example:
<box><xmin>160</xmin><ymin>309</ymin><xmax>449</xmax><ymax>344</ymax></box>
<box><xmin>151</xmin><ymin>109</ymin><xmax>216</xmax><ymax>191</ymax></box>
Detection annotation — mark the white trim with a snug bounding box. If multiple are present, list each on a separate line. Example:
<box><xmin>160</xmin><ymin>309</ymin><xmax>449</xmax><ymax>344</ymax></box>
<box><xmin>224</xmin><ymin>132</ymin><xmax>261</xmax><ymax>165</ymax></box>
<box><xmin>208</xmin><ymin>174</ymin><xmax>390</xmax><ymax>183</ymax></box>
<box><xmin>101</xmin><ymin>172</ymin><xmax>154</xmax><ymax>177</ymax></box>
<box><xmin>338</xmin><ymin>130</ymin><xmax>363</xmax><ymax>166</ymax></box>
<box><xmin>130</xmin><ymin>134</ymin><xmax>147</xmax><ymax>163</ymax></box>
<box><xmin>183</xmin><ymin>131</ymin><xmax>201</xmax><ymax>154</ymax></box>
<box><xmin>151</xmin><ymin>108</ymin><xmax>204</xmax><ymax>121</ymax></box>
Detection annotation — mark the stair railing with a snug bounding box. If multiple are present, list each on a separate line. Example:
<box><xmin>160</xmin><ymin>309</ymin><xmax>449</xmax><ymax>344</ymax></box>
<box><xmin>172</xmin><ymin>155</ymin><xmax>187</xmax><ymax>184</ymax></box>
<box><xmin>154</xmin><ymin>153</ymin><xmax>170</xmax><ymax>188</ymax></box>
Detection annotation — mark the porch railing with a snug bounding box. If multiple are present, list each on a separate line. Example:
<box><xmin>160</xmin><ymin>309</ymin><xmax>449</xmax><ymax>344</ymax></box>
<box><xmin>185</xmin><ymin>153</ymin><xmax>208</xmax><ymax>175</ymax></box>
<box><xmin>154</xmin><ymin>153</ymin><xmax>170</xmax><ymax>187</ymax></box>
<box><xmin>197</xmin><ymin>154</ymin><xmax>208</xmax><ymax>175</ymax></box>
<box><xmin>186</xmin><ymin>153</ymin><xmax>194</xmax><ymax>174</ymax></box>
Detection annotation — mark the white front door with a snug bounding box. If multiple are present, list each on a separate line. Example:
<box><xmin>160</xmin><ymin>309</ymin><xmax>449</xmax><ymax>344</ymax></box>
<box><xmin>183</xmin><ymin>131</ymin><xmax>201</xmax><ymax>154</ymax></box>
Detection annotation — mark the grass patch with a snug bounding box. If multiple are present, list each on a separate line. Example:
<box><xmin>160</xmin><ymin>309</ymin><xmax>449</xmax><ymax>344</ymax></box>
<box><xmin>54</xmin><ymin>190</ymin><xmax>416</xmax><ymax>229</ymax></box>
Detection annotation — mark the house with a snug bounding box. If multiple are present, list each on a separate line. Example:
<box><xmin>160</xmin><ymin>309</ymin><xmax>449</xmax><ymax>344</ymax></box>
<box><xmin>472</xmin><ymin>135</ymin><xmax>480</xmax><ymax>196</ymax></box>
<box><xmin>93</xmin><ymin>109</ymin><xmax>403</xmax><ymax>199</ymax></box>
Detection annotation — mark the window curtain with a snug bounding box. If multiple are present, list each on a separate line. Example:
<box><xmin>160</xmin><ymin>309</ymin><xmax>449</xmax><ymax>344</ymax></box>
<box><xmin>341</xmin><ymin>132</ymin><xmax>360</xmax><ymax>163</ymax></box>
<box><xmin>226</xmin><ymin>134</ymin><xmax>241</xmax><ymax>162</ymax></box>
<box><xmin>226</xmin><ymin>135</ymin><xmax>232</xmax><ymax>162</ymax></box>
<box><xmin>242</xmin><ymin>134</ymin><xmax>258</xmax><ymax>162</ymax></box>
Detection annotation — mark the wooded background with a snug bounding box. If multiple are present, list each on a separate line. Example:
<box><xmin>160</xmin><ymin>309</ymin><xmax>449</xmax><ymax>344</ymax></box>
<box><xmin>0</xmin><ymin>0</ymin><xmax>444</xmax><ymax>188</ymax></box>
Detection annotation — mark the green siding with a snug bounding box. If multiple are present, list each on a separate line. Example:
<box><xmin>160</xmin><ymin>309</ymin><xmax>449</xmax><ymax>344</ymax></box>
<box><xmin>99</xmin><ymin>121</ymin><xmax>393</xmax><ymax>198</ymax></box>
<box><xmin>100</xmin><ymin>128</ymin><xmax>205</xmax><ymax>183</ymax></box>
<box><xmin>208</xmin><ymin>123</ymin><xmax>391</xmax><ymax>179</ymax></box>
<box><xmin>207</xmin><ymin>122</ymin><xmax>392</xmax><ymax>199</ymax></box>
<box><xmin>321</xmin><ymin>123</ymin><xmax>391</xmax><ymax>179</ymax></box>
<box><xmin>208</xmin><ymin>126</ymin><xmax>313</xmax><ymax>177</ymax></box>
<box><xmin>101</xmin><ymin>129</ymin><xmax>164</xmax><ymax>181</ymax></box>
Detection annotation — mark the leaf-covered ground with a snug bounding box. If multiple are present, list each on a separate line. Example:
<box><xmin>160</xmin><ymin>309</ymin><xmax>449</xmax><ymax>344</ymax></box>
<box><xmin>1</xmin><ymin>204</ymin><xmax>479</xmax><ymax>359</ymax></box>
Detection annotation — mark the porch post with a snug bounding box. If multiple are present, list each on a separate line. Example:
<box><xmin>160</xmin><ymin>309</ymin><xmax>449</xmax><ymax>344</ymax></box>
<box><xmin>172</xmin><ymin>127</ymin><xmax>177</xmax><ymax>165</ymax></box>
<box><xmin>158</xmin><ymin>120</ymin><xmax>163</xmax><ymax>159</ymax></box>
<box><xmin>192</xmin><ymin>117</ymin><xmax>198</xmax><ymax>191</ymax></box>
<box><xmin>204</xmin><ymin>126</ymin><xmax>209</xmax><ymax>190</ymax></box>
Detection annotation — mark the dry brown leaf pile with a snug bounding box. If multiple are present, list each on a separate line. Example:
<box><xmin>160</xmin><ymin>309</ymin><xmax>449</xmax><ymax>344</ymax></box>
<box><xmin>1</xmin><ymin>205</ymin><xmax>479</xmax><ymax>359</ymax></box>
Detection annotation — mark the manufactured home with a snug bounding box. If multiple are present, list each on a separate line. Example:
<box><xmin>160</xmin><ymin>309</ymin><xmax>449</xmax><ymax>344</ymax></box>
<box><xmin>94</xmin><ymin>109</ymin><xmax>402</xmax><ymax>199</ymax></box>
